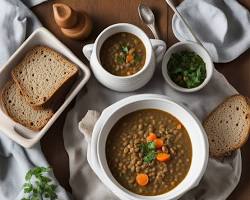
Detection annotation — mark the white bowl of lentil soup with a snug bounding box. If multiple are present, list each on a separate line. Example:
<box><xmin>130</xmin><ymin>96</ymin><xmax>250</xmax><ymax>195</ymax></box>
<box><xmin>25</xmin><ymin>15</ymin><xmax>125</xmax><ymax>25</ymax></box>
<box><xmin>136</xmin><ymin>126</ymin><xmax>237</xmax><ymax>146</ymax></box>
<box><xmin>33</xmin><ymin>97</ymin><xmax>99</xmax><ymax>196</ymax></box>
<box><xmin>82</xmin><ymin>23</ymin><xmax>166</xmax><ymax>92</ymax></box>
<box><xmin>87</xmin><ymin>94</ymin><xmax>208</xmax><ymax>200</ymax></box>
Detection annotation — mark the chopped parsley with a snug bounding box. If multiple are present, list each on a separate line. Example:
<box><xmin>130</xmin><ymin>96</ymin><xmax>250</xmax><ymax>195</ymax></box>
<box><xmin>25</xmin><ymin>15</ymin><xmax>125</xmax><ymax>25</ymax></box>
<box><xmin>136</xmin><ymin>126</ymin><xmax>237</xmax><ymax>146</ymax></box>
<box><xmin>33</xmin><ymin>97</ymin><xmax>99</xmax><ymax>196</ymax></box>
<box><xmin>121</xmin><ymin>45</ymin><xmax>129</xmax><ymax>53</ymax></box>
<box><xmin>140</xmin><ymin>141</ymin><xmax>156</xmax><ymax>163</ymax></box>
<box><xmin>116</xmin><ymin>55</ymin><xmax>125</xmax><ymax>64</ymax></box>
<box><xmin>167</xmin><ymin>51</ymin><xmax>206</xmax><ymax>88</ymax></box>
<box><xmin>134</xmin><ymin>53</ymin><xmax>142</xmax><ymax>63</ymax></box>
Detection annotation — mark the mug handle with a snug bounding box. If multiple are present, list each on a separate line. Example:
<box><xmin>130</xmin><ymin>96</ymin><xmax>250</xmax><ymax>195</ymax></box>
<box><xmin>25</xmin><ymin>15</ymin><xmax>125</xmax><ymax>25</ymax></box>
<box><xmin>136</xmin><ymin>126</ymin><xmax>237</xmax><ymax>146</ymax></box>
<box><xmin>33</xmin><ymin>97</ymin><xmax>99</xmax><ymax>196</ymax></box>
<box><xmin>82</xmin><ymin>43</ymin><xmax>94</xmax><ymax>60</ymax></box>
<box><xmin>150</xmin><ymin>39</ymin><xmax>166</xmax><ymax>63</ymax></box>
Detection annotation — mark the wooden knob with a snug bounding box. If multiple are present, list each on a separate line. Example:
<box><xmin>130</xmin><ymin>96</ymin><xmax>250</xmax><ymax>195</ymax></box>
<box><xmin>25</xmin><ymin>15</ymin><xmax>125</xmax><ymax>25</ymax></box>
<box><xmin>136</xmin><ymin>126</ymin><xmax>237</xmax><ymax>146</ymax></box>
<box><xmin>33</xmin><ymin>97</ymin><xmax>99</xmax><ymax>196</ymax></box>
<box><xmin>52</xmin><ymin>3</ymin><xmax>92</xmax><ymax>40</ymax></box>
<box><xmin>61</xmin><ymin>14</ymin><xmax>92</xmax><ymax>40</ymax></box>
<box><xmin>53</xmin><ymin>3</ymin><xmax>77</xmax><ymax>28</ymax></box>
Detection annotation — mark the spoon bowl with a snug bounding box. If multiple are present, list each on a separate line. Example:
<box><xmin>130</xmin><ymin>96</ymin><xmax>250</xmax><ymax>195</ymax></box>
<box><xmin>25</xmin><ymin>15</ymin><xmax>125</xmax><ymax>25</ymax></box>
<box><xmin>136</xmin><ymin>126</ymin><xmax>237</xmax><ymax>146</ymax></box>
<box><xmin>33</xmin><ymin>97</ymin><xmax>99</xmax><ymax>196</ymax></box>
<box><xmin>138</xmin><ymin>4</ymin><xmax>159</xmax><ymax>39</ymax></box>
<box><xmin>138</xmin><ymin>4</ymin><xmax>155</xmax><ymax>25</ymax></box>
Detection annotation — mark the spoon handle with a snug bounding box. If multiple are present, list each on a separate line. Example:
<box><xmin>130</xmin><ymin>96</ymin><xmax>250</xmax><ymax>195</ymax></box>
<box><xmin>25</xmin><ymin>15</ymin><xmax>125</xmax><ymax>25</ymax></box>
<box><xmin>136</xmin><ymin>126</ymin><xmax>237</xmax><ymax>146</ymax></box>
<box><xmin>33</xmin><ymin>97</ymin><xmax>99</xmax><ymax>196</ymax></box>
<box><xmin>148</xmin><ymin>24</ymin><xmax>160</xmax><ymax>39</ymax></box>
<box><xmin>165</xmin><ymin>0</ymin><xmax>203</xmax><ymax>46</ymax></box>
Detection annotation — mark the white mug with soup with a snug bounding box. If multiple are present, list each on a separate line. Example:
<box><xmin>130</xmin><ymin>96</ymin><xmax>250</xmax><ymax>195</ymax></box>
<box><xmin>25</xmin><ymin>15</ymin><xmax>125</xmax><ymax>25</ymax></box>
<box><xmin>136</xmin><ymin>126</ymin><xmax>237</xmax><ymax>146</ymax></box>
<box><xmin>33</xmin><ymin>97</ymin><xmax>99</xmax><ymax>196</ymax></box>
<box><xmin>82</xmin><ymin>23</ymin><xmax>166</xmax><ymax>92</ymax></box>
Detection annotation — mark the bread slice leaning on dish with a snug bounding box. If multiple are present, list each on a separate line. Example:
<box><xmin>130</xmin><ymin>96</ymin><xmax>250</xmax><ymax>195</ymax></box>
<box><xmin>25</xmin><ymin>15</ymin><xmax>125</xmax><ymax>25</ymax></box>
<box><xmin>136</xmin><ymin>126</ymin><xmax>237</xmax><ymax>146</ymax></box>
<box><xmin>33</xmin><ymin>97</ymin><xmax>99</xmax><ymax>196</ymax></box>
<box><xmin>203</xmin><ymin>95</ymin><xmax>250</xmax><ymax>157</ymax></box>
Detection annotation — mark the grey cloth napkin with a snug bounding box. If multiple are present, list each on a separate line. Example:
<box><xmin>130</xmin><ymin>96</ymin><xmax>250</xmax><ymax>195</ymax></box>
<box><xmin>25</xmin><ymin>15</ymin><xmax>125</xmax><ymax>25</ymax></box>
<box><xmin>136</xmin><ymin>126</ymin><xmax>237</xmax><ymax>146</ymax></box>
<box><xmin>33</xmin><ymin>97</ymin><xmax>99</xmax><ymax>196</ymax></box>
<box><xmin>63</xmin><ymin>66</ymin><xmax>241</xmax><ymax>200</ymax></box>
<box><xmin>172</xmin><ymin>0</ymin><xmax>250</xmax><ymax>63</ymax></box>
<box><xmin>0</xmin><ymin>1</ymin><xmax>70</xmax><ymax>199</ymax></box>
<box><xmin>0</xmin><ymin>0</ymin><xmax>40</xmax><ymax>66</ymax></box>
<box><xmin>0</xmin><ymin>133</ymin><xmax>71</xmax><ymax>200</ymax></box>
<box><xmin>20</xmin><ymin>0</ymin><xmax>47</xmax><ymax>7</ymax></box>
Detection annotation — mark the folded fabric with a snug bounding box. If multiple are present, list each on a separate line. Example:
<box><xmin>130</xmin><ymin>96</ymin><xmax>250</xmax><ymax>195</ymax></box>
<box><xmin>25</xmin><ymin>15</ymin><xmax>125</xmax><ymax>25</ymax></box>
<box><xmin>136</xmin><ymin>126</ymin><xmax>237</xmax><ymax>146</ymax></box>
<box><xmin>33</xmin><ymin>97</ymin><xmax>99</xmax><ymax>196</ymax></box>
<box><xmin>172</xmin><ymin>0</ymin><xmax>250</xmax><ymax>63</ymax></box>
<box><xmin>20</xmin><ymin>0</ymin><xmax>47</xmax><ymax>7</ymax></box>
<box><xmin>0</xmin><ymin>0</ymin><xmax>71</xmax><ymax>199</ymax></box>
<box><xmin>63</xmin><ymin>66</ymin><xmax>241</xmax><ymax>200</ymax></box>
<box><xmin>0</xmin><ymin>0</ymin><xmax>41</xmax><ymax>66</ymax></box>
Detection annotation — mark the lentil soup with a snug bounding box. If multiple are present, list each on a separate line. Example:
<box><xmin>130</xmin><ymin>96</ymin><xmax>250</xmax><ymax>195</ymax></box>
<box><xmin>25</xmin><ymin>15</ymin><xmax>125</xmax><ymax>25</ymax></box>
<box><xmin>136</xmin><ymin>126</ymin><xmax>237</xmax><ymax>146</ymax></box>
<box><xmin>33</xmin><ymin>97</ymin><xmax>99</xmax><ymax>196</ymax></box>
<box><xmin>100</xmin><ymin>32</ymin><xmax>146</xmax><ymax>76</ymax></box>
<box><xmin>106</xmin><ymin>109</ymin><xmax>192</xmax><ymax>196</ymax></box>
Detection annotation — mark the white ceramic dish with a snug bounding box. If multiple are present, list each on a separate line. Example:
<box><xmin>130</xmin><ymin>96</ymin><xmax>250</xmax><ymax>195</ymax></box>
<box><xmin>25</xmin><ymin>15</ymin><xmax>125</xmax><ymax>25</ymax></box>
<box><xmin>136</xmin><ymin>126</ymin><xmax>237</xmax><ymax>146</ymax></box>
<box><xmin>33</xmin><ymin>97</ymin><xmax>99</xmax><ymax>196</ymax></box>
<box><xmin>81</xmin><ymin>94</ymin><xmax>209</xmax><ymax>200</ymax></box>
<box><xmin>82</xmin><ymin>23</ymin><xmax>166</xmax><ymax>92</ymax></box>
<box><xmin>0</xmin><ymin>27</ymin><xmax>91</xmax><ymax>148</ymax></box>
<box><xmin>162</xmin><ymin>41</ymin><xmax>214</xmax><ymax>92</ymax></box>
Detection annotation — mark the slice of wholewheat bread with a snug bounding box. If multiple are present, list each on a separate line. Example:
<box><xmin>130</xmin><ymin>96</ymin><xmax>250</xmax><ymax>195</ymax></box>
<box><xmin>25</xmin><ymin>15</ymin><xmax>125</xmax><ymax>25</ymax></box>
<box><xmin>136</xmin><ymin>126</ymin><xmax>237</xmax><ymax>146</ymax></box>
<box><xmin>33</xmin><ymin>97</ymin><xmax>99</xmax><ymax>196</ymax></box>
<box><xmin>203</xmin><ymin>95</ymin><xmax>250</xmax><ymax>157</ymax></box>
<box><xmin>12</xmin><ymin>46</ymin><xmax>78</xmax><ymax>107</ymax></box>
<box><xmin>1</xmin><ymin>80</ymin><xmax>54</xmax><ymax>131</ymax></box>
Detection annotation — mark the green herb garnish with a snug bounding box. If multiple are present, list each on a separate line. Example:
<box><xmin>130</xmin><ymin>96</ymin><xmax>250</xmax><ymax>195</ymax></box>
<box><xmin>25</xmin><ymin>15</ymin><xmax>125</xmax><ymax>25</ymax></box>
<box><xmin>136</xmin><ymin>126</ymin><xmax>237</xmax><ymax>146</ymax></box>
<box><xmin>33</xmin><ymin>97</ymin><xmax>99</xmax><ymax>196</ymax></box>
<box><xmin>121</xmin><ymin>46</ymin><xmax>129</xmax><ymax>53</ymax></box>
<box><xmin>143</xmin><ymin>151</ymin><xmax>156</xmax><ymax>163</ymax></box>
<box><xmin>167</xmin><ymin>51</ymin><xmax>206</xmax><ymax>88</ymax></box>
<box><xmin>134</xmin><ymin>53</ymin><xmax>142</xmax><ymax>63</ymax></box>
<box><xmin>21</xmin><ymin>167</ymin><xmax>58</xmax><ymax>200</ymax></box>
<box><xmin>116</xmin><ymin>55</ymin><xmax>125</xmax><ymax>64</ymax></box>
<box><xmin>140</xmin><ymin>141</ymin><xmax>156</xmax><ymax>163</ymax></box>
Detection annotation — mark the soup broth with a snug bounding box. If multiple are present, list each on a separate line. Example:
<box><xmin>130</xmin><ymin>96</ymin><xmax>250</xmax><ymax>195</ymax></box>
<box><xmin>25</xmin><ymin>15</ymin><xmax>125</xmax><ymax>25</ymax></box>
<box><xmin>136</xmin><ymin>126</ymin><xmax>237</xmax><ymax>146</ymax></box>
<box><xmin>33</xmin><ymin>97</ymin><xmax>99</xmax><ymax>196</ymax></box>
<box><xmin>100</xmin><ymin>32</ymin><xmax>146</xmax><ymax>76</ymax></box>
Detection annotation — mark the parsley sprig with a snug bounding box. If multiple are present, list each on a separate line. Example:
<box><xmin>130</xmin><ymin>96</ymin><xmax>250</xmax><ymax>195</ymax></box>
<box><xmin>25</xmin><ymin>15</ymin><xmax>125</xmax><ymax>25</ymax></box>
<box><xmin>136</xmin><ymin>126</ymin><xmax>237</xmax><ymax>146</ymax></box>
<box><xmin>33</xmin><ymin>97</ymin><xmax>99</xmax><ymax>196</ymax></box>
<box><xmin>21</xmin><ymin>167</ymin><xmax>58</xmax><ymax>200</ymax></box>
<box><xmin>140</xmin><ymin>141</ymin><xmax>156</xmax><ymax>163</ymax></box>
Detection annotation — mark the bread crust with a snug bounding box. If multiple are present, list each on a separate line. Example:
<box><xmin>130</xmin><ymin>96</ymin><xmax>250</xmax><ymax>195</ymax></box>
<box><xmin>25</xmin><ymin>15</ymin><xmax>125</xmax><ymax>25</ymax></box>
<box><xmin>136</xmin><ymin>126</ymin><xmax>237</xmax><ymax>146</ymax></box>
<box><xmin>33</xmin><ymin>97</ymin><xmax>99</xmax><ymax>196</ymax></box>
<box><xmin>203</xmin><ymin>94</ymin><xmax>250</xmax><ymax>157</ymax></box>
<box><xmin>1</xmin><ymin>80</ymin><xmax>54</xmax><ymax>131</ymax></box>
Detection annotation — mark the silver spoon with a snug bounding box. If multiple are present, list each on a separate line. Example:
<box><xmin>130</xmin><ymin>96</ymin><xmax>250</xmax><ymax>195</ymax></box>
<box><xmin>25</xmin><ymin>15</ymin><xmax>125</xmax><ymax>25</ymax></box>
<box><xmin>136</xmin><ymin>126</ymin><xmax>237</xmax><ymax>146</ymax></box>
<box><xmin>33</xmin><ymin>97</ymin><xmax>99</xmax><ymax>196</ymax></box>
<box><xmin>138</xmin><ymin>4</ymin><xmax>160</xmax><ymax>39</ymax></box>
<box><xmin>165</xmin><ymin>0</ymin><xmax>203</xmax><ymax>46</ymax></box>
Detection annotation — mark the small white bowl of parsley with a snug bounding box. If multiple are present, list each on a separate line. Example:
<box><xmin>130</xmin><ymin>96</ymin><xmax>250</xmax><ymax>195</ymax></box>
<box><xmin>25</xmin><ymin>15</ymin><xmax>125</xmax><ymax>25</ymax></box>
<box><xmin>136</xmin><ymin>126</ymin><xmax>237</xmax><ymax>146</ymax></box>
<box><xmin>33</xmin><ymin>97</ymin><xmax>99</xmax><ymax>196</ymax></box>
<box><xmin>162</xmin><ymin>41</ymin><xmax>214</xmax><ymax>92</ymax></box>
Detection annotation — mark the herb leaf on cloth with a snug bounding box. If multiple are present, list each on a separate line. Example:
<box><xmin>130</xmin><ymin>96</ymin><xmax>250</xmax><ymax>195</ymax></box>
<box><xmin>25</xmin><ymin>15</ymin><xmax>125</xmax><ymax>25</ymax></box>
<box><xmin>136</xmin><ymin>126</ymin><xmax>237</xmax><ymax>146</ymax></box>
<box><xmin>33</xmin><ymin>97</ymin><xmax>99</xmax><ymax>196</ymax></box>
<box><xmin>21</xmin><ymin>167</ymin><xmax>58</xmax><ymax>200</ymax></box>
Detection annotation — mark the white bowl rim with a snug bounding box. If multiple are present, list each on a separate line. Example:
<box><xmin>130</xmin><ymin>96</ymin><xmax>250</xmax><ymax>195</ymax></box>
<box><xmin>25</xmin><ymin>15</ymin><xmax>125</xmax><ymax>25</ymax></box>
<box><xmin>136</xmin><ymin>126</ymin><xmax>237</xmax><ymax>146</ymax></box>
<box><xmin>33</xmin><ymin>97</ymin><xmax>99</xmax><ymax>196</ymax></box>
<box><xmin>92</xmin><ymin>23</ymin><xmax>154</xmax><ymax>79</ymax></box>
<box><xmin>162</xmin><ymin>41</ymin><xmax>214</xmax><ymax>93</ymax></box>
<box><xmin>95</xmin><ymin>94</ymin><xmax>209</xmax><ymax>200</ymax></box>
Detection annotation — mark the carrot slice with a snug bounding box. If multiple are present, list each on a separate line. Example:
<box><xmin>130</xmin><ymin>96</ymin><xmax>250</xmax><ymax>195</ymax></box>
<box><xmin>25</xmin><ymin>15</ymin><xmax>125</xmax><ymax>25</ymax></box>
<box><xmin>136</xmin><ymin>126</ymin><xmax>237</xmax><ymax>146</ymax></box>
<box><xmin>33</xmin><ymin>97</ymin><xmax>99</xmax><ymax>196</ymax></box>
<box><xmin>126</xmin><ymin>54</ymin><xmax>134</xmax><ymax>63</ymax></box>
<box><xmin>156</xmin><ymin>153</ymin><xmax>170</xmax><ymax>162</ymax></box>
<box><xmin>154</xmin><ymin>138</ymin><xmax>164</xmax><ymax>148</ymax></box>
<box><xmin>136</xmin><ymin>173</ymin><xmax>149</xmax><ymax>186</ymax></box>
<box><xmin>147</xmin><ymin>133</ymin><xmax>157</xmax><ymax>141</ymax></box>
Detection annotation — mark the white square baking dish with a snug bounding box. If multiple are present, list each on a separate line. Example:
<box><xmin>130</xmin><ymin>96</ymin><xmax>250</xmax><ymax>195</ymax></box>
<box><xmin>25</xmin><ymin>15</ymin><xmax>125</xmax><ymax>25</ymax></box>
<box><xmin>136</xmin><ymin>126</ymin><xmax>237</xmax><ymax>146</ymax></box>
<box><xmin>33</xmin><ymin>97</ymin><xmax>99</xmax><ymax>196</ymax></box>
<box><xmin>0</xmin><ymin>27</ymin><xmax>90</xmax><ymax>148</ymax></box>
